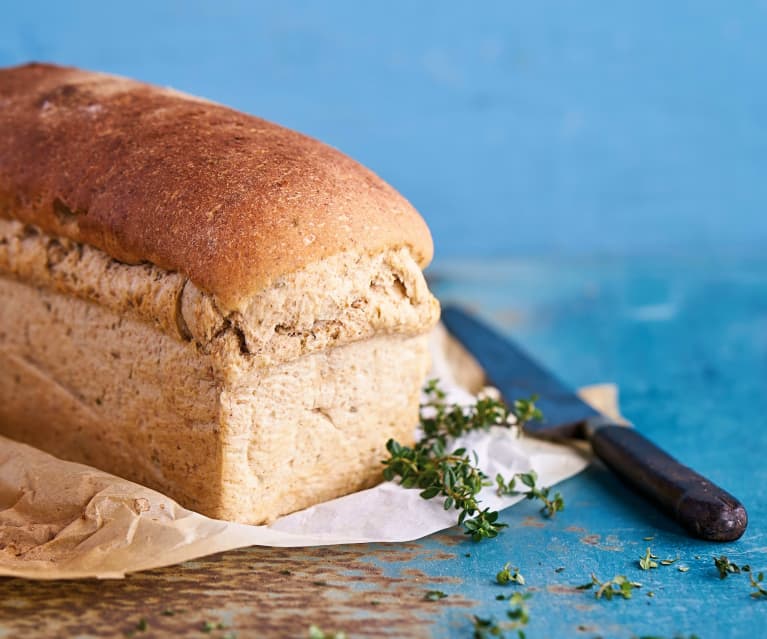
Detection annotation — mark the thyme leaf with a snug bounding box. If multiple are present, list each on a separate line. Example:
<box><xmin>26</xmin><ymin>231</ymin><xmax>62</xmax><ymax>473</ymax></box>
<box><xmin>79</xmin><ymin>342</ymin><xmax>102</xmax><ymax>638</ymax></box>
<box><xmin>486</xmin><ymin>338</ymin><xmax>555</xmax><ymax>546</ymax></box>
<box><xmin>639</xmin><ymin>547</ymin><xmax>658</xmax><ymax>570</ymax></box>
<box><xmin>744</xmin><ymin>567</ymin><xmax>767</xmax><ymax>599</ymax></box>
<box><xmin>714</xmin><ymin>555</ymin><xmax>746</xmax><ymax>579</ymax></box>
<box><xmin>496</xmin><ymin>563</ymin><xmax>525</xmax><ymax>585</ymax></box>
<box><xmin>578</xmin><ymin>573</ymin><xmax>642</xmax><ymax>600</ymax></box>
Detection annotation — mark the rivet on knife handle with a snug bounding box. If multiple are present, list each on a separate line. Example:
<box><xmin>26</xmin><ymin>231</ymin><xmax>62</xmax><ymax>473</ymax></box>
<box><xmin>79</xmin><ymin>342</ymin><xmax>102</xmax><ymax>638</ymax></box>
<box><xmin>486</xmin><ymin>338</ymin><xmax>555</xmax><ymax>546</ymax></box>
<box><xmin>588</xmin><ymin>421</ymin><xmax>747</xmax><ymax>541</ymax></box>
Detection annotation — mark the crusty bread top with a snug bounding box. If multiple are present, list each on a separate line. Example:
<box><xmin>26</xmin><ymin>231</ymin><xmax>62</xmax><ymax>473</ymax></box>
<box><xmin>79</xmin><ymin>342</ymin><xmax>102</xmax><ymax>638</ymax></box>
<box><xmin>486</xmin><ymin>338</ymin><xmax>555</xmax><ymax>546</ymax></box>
<box><xmin>0</xmin><ymin>63</ymin><xmax>433</xmax><ymax>309</ymax></box>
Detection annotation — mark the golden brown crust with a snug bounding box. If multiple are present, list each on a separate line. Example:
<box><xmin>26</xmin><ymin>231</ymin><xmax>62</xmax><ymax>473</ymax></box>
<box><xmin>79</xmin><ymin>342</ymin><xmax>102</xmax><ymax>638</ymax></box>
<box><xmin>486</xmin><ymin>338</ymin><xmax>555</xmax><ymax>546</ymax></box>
<box><xmin>0</xmin><ymin>63</ymin><xmax>434</xmax><ymax>309</ymax></box>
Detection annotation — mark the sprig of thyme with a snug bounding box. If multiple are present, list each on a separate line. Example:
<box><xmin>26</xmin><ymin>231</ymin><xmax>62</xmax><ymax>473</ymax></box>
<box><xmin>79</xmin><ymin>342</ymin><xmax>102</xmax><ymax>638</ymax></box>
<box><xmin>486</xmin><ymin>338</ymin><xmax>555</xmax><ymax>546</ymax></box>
<box><xmin>496</xmin><ymin>470</ymin><xmax>564</xmax><ymax>517</ymax></box>
<box><xmin>417</xmin><ymin>379</ymin><xmax>515</xmax><ymax>446</ymax></box>
<box><xmin>577</xmin><ymin>574</ymin><xmax>642</xmax><ymax>600</ymax></box>
<box><xmin>712</xmin><ymin>556</ymin><xmax>767</xmax><ymax>598</ymax></box>
<box><xmin>383</xmin><ymin>438</ymin><xmax>505</xmax><ymax>541</ymax></box>
<box><xmin>382</xmin><ymin>380</ymin><xmax>545</xmax><ymax>541</ymax></box>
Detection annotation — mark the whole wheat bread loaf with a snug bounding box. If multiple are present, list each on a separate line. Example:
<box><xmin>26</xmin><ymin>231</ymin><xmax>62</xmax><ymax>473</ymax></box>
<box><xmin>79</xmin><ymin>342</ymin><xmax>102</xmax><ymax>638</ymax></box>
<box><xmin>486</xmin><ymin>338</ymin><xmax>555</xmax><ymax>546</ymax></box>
<box><xmin>0</xmin><ymin>63</ymin><xmax>440</xmax><ymax>523</ymax></box>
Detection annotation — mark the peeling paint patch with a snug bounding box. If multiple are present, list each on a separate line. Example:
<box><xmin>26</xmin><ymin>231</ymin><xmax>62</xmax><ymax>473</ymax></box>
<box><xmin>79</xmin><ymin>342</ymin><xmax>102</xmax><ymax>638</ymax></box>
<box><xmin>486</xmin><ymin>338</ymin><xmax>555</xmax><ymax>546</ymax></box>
<box><xmin>520</xmin><ymin>516</ymin><xmax>545</xmax><ymax>528</ymax></box>
<box><xmin>547</xmin><ymin>584</ymin><xmax>587</xmax><ymax>595</ymax></box>
<box><xmin>578</xmin><ymin>534</ymin><xmax>622</xmax><ymax>552</ymax></box>
<box><xmin>429</xmin><ymin>531</ymin><xmax>466</xmax><ymax>546</ymax></box>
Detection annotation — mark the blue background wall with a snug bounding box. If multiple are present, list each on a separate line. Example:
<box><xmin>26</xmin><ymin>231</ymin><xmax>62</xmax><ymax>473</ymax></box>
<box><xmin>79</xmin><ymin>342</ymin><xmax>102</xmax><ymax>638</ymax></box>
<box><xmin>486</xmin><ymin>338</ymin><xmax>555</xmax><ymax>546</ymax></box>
<box><xmin>2</xmin><ymin>1</ymin><xmax>766</xmax><ymax>261</ymax></box>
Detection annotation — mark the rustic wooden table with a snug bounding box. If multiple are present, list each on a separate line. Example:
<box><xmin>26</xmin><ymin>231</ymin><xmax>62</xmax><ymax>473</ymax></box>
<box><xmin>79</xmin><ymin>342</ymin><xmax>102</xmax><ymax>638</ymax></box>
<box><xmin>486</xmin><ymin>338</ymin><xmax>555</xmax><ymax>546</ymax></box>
<box><xmin>2</xmin><ymin>257</ymin><xmax>764</xmax><ymax>638</ymax></box>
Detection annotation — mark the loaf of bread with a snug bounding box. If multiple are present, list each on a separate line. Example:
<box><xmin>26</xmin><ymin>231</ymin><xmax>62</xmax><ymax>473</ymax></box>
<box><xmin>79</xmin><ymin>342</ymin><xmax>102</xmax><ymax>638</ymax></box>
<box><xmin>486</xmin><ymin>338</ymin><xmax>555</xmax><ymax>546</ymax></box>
<box><xmin>0</xmin><ymin>63</ymin><xmax>440</xmax><ymax>523</ymax></box>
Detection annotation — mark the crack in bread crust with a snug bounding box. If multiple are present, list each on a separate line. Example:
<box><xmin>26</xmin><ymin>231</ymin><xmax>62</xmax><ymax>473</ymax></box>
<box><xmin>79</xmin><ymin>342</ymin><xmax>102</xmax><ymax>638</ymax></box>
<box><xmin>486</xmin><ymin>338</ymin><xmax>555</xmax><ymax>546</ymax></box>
<box><xmin>0</xmin><ymin>219</ymin><xmax>440</xmax><ymax>370</ymax></box>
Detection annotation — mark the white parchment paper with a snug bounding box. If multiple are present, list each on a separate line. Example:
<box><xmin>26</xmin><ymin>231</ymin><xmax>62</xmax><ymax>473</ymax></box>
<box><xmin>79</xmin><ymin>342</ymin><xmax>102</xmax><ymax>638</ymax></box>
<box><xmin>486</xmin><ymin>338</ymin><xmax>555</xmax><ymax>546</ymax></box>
<box><xmin>0</xmin><ymin>326</ymin><xmax>616</xmax><ymax>580</ymax></box>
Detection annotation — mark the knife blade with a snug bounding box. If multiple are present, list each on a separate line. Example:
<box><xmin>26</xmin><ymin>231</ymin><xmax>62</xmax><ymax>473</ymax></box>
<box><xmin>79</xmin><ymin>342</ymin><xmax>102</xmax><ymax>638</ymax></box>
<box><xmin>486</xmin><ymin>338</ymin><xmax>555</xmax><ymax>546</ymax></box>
<box><xmin>441</xmin><ymin>305</ymin><xmax>748</xmax><ymax>542</ymax></box>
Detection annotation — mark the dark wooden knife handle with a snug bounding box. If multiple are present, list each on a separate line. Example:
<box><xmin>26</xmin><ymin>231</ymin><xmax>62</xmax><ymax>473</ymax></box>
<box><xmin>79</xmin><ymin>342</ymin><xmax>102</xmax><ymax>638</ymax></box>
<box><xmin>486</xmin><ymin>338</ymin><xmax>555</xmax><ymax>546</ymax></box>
<box><xmin>589</xmin><ymin>424</ymin><xmax>747</xmax><ymax>541</ymax></box>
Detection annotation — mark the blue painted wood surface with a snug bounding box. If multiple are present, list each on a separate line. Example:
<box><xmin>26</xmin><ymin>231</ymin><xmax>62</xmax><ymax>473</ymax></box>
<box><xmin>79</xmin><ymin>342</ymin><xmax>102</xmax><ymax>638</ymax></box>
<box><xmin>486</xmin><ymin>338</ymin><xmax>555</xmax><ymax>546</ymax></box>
<box><xmin>2</xmin><ymin>3</ymin><xmax>767</xmax><ymax>637</ymax></box>
<box><xmin>427</xmin><ymin>257</ymin><xmax>767</xmax><ymax>638</ymax></box>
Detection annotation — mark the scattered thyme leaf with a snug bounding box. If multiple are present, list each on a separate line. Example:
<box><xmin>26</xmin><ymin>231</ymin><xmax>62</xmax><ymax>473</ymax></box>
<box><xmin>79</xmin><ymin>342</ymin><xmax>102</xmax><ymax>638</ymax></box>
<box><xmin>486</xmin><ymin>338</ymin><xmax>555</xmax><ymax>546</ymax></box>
<box><xmin>473</xmin><ymin>591</ymin><xmax>531</xmax><ymax>638</ymax></box>
<box><xmin>507</xmin><ymin>592</ymin><xmax>532</xmax><ymax>626</ymax></box>
<box><xmin>555</xmin><ymin>567</ymin><xmax>565</xmax><ymax>573</ymax></box>
<box><xmin>472</xmin><ymin>615</ymin><xmax>505</xmax><ymax>639</ymax></box>
<box><xmin>714</xmin><ymin>555</ymin><xmax>742</xmax><ymax>579</ymax></box>
<box><xmin>643</xmin><ymin>536</ymin><xmax>655</xmax><ymax>541</ymax></box>
<box><xmin>639</xmin><ymin>547</ymin><xmax>658</xmax><ymax>570</ymax></box>
<box><xmin>135</xmin><ymin>618</ymin><xmax>147</xmax><ymax>632</ymax></box>
<box><xmin>678</xmin><ymin>565</ymin><xmax>690</xmax><ymax>573</ymax></box>
<box><xmin>308</xmin><ymin>625</ymin><xmax>347</xmax><ymax>639</ymax></box>
<box><xmin>583</xmin><ymin>573</ymin><xmax>641</xmax><ymax>600</ymax></box>
<box><xmin>383</xmin><ymin>381</ymin><xmax>546</xmax><ymax>541</ymax></box>
<box><xmin>424</xmin><ymin>590</ymin><xmax>448</xmax><ymax>601</ymax></box>
<box><xmin>496</xmin><ymin>563</ymin><xmax>525</xmax><ymax>585</ymax></box>
<box><xmin>660</xmin><ymin>557</ymin><xmax>679</xmax><ymax>566</ymax></box>
<box><xmin>161</xmin><ymin>609</ymin><xmax>175</xmax><ymax>616</ymax></box>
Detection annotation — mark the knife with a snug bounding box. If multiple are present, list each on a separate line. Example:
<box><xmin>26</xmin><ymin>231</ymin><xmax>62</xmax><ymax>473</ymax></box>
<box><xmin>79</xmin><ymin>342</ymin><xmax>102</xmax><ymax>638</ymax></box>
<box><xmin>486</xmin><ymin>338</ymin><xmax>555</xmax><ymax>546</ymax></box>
<box><xmin>441</xmin><ymin>305</ymin><xmax>748</xmax><ymax>542</ymax></box>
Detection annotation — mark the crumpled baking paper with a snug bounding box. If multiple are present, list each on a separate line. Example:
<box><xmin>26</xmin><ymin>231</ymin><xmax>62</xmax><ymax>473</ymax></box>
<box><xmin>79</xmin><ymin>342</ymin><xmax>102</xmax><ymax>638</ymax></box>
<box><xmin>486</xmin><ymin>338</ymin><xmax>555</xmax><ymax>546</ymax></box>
<box><xmin>0</xmin><ymin>325</ymin><xmax>619</xmax><ymax>580</ymax></box>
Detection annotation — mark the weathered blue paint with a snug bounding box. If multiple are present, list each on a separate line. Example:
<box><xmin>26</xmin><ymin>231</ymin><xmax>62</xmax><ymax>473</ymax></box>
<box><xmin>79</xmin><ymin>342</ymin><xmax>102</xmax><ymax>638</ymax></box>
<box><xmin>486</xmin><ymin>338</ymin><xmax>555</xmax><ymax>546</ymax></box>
<box><xmin>416</xmin><ymin>256</ymin><xmax>767</xmax><ymax>638</ymax></box>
